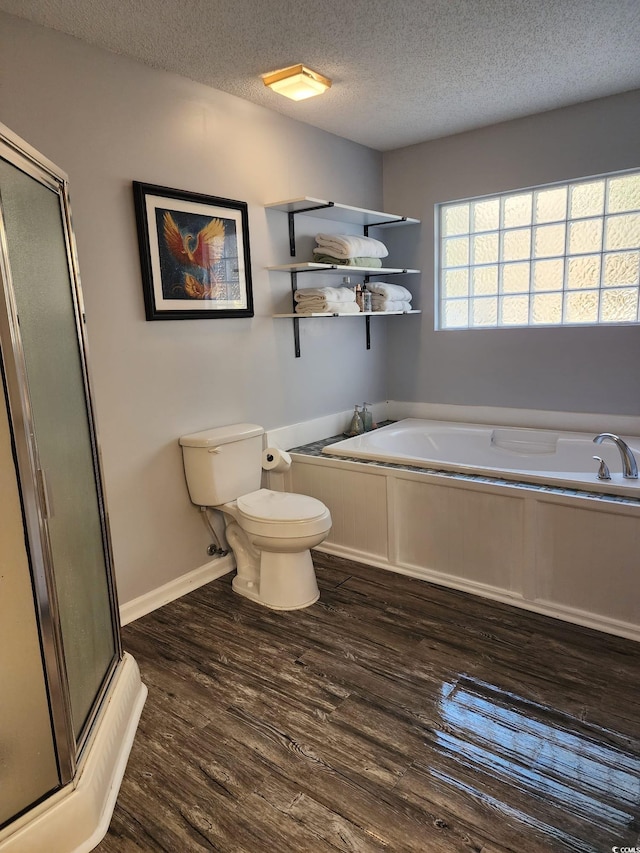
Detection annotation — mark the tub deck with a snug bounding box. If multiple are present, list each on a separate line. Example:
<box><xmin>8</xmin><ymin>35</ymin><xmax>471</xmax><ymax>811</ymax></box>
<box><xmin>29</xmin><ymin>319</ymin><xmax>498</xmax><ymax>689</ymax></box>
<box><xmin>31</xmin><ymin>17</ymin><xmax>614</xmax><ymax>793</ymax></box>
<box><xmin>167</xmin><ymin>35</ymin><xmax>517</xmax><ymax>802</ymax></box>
<box><xmin>290</xmin><ymin>422</ymin><xmax>640</xmax><ymax>508</ymax></box>
<box><xmin>320</xmin><ymin>418</ymin><xmax>640</xmax><ymax>499</ymax></box>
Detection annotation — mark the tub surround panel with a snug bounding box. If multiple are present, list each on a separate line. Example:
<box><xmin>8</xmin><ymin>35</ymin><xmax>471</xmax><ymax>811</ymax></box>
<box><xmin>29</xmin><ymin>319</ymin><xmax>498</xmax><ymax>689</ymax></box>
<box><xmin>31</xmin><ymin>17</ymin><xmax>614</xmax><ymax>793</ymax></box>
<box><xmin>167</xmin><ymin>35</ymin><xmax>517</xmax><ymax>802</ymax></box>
<box><xmin>289</xmin><ymin>452</ymin><xmax>640</xmax><ymax>641</ymax></box>
<box><xmin>535</xmin><ymin>502</ymin><xmax>640</xmax><ymax>624</ymax></box>
<box><xmin>395</xmin><ymin>478</ymin><xmax>524</xmax><ymax>592</ymax></box>
<box><xmin>291</xmin><ymin>462</ymin><xmax>388</xmax><ymax>560</ymax></box>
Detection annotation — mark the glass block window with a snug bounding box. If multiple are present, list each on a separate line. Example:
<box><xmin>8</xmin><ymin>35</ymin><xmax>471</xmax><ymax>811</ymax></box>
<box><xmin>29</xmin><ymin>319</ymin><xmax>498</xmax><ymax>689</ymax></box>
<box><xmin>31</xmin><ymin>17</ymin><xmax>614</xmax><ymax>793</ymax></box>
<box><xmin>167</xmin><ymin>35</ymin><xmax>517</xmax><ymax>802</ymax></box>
<box><xmin>438</xmin><ymin>170</ymin><xmax>640</xmax><ymax>329</ymax></box>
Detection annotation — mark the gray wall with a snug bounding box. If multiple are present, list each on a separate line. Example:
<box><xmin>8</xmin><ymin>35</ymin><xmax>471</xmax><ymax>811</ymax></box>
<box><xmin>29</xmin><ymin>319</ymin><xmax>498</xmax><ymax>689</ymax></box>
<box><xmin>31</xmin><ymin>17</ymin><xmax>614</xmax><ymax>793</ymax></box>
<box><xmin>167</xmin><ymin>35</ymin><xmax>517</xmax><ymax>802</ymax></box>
<box><xmin>0</xmin><ymin>14</ymin><xmax>384</xmax><ymax>604</ymax></box>
<box><xmin>383</xmin><ymin>90</ymin><xmax>640</xmax><ymax>415</ymax></box>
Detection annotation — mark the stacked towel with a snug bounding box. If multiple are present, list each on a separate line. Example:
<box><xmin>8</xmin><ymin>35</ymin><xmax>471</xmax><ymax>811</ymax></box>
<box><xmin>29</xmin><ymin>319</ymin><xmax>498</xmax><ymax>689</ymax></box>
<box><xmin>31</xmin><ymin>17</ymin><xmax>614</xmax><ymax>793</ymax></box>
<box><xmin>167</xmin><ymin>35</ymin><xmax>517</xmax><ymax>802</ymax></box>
<box><xmin>312</xmin><ymin>253</ymin><xmax>383</xmax><ymax>268</ymax></box>
<box><xmin>370</xmin><ymin>298</ymin><xmax>412</xmax><ymax>312</ymax></box>
<box><xmin>294</xmin><ymin>286</ymin><xmax>360</xmax><ymax>315</ymax></box>
<box><xmin>294</xmin><ymin>287</ymin><xmax>356</xmax><ymax>303</ymax></box>
<box><xmin>366</xmin><ymin>282</ymin><xmax>412</xmax><ymax>300</ymax></box>
<box><xmin>295</xmin><ymin>302</ymin><xmax>361</xmax><ymax>315</ymax></box>
<box><xmin>313</xmin><ymin>233</ymin><xmax>389</xmax><ymax>263</ymax></box>
<box><xmin>366</xmin><ymin>281</ymin><xmax>413</xmax><ymax>313</ymax></box>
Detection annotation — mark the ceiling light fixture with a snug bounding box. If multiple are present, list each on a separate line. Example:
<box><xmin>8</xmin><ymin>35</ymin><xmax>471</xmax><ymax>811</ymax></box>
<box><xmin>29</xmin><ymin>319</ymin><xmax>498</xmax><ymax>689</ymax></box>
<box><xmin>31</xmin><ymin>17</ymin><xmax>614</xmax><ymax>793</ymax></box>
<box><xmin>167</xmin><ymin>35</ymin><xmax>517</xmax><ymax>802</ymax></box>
<box><xmin>261</xmin><ymin>64</ymin><xmax>332</xmax><ymax>101</ymax></box>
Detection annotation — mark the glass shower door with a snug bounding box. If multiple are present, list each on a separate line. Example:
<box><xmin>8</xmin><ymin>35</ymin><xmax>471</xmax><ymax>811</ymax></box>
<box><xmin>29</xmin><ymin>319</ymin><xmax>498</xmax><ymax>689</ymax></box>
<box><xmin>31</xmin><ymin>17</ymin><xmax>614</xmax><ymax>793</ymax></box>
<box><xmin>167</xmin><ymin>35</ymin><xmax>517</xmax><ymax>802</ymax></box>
<box><xmin>0</xmin><ymin>131</ymin><xmax>121</xmax><ymax>826</ymax></box>
<box><xmin>0</xmin><ymin>391</ymin><xmax>59</xmax><ymax>827</ymax></box>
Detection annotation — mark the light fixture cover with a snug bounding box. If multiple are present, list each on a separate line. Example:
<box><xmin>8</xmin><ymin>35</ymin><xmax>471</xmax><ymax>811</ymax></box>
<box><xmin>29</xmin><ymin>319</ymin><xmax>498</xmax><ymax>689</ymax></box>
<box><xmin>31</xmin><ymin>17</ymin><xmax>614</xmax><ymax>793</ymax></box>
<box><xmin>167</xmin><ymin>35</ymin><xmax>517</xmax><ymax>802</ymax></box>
<box><xmin>262</xmin><ymin>64</ymin><xmax>332</xmax><ymax>101</ymax></box>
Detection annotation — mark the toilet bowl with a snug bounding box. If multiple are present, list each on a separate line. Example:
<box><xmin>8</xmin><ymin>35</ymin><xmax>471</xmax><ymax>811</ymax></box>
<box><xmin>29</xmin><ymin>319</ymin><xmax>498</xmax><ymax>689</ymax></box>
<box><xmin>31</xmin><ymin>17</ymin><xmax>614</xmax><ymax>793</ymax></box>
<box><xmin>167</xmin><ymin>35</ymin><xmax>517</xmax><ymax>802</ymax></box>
<box><xmin>224</xmin><ymin>489</ymin><xmax>331</xmax><ymax>609</ymax></box>
<box><xmin>179</xmin><ymin>423</ymin><xmax>332</xmax><ymax>610</ymax></box>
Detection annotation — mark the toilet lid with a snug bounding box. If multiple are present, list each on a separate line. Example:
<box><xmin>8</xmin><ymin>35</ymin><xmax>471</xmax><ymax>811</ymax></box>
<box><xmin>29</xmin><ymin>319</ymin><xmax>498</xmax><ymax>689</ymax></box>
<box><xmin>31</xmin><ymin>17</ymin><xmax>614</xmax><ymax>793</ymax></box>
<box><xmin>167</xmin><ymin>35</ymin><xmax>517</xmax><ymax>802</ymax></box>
<box><xmin>237</xmin><ymin>489</ymin><xmax>327</xmax><ymax>523</ymax></box>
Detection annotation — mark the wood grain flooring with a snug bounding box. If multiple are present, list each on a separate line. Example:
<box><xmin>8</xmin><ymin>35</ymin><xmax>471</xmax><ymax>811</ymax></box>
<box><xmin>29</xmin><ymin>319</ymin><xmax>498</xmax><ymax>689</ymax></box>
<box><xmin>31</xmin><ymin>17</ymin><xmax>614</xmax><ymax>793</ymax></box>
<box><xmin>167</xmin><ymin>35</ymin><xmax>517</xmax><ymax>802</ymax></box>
<box><xmin>96</xmin><ymin>553</ymin><xmax>640</xmax><ymax>852</ymax></box>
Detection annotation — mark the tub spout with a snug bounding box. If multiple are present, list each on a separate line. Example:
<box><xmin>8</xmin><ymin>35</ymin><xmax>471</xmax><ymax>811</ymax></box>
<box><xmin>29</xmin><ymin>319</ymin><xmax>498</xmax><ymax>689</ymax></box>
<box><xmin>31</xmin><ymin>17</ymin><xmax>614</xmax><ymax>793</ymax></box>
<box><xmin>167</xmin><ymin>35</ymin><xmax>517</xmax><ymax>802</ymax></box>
<box><xmin>593</xmin><ymin>433</ymin><xmax>638</xmax><ymax>479</ymax></box>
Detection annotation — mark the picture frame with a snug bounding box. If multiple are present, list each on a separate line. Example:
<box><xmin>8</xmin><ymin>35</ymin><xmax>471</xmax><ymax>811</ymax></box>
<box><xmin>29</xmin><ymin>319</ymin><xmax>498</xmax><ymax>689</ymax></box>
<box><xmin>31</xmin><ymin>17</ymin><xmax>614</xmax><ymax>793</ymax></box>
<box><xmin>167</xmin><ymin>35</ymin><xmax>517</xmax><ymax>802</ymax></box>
<box><xmin>132</xmin><ymin>182</ymin><xmax>254</xmax><ymax>320</ymax></box>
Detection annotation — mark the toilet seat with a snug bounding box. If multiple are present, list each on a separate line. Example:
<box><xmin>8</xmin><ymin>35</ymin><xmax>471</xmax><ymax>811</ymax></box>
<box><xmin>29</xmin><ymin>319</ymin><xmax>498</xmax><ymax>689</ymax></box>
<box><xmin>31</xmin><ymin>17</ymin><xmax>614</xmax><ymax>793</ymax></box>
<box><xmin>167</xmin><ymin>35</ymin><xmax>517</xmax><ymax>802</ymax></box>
<box><xmin>237</xmin><ymin>488</ymin><xmax>331</xmax><ymax>538</ymax></box>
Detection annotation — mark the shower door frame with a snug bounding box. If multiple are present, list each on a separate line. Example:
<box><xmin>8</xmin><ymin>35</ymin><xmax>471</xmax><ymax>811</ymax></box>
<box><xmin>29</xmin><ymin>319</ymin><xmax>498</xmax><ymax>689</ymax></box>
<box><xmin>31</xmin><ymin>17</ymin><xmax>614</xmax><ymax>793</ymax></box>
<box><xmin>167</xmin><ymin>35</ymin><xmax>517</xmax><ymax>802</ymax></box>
<box><xmin>0</xmin><ymin>123</ymin><xmax>122</xmax><ymax>787</ymax></box>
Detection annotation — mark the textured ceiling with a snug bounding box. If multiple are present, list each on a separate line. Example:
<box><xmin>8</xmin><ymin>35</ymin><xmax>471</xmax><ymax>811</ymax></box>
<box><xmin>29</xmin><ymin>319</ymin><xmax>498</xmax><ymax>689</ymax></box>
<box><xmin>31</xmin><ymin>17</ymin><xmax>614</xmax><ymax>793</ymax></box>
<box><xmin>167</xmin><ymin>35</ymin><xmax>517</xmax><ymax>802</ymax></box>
<box><xmin>2</xmin><ymin>0</ymin><xmax>640</xmax><ymax>151</ymax></box>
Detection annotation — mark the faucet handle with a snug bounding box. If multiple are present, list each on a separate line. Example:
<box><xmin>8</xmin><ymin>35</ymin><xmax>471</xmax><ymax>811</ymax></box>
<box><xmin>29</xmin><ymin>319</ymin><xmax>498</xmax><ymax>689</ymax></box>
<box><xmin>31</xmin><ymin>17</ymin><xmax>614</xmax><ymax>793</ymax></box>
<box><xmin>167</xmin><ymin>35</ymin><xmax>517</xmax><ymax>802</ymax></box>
<box><xmin>593</xmin><ymin>455</ymin><xmax>611</xmax><ymax>481</ymax></box>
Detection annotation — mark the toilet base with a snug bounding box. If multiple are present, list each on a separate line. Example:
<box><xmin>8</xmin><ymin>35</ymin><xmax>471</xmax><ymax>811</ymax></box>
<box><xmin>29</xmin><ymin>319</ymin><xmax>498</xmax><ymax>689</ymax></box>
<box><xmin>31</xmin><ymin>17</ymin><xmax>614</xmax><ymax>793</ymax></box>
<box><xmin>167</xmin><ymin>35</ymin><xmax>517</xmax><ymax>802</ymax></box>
<box><xmin>232</xmin><ymin>549</ymin><xmax>319</xmax><ymax>610</ymax></box>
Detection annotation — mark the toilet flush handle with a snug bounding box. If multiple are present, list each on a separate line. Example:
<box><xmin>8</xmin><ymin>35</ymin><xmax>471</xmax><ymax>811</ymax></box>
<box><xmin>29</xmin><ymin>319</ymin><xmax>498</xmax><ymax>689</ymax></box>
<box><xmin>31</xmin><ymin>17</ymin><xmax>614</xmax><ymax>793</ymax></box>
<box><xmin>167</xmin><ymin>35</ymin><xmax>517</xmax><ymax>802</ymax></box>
<box><xmin>207</xmin><ymin>446</ymin><xmax>222</xmax><ymax>454</ymax></box>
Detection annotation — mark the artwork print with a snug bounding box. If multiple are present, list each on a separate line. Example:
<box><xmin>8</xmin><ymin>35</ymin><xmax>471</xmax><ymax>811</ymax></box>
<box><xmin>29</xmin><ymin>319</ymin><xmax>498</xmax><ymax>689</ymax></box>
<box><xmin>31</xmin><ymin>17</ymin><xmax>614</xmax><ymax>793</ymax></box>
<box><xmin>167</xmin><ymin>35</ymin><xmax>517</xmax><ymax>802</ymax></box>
<box><xmin>133</xmin><ymin>182</ymin><xmax>254</xmax><ymax>320</ymax></box>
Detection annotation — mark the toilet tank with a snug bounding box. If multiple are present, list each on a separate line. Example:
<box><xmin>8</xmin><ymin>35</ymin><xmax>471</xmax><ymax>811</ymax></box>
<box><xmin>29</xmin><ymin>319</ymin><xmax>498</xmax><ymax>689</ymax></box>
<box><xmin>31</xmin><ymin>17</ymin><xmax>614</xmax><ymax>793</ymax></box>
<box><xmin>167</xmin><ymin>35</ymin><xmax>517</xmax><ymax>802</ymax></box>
<box><xmin>179</xmin><ymin>423</ymin><xmax>264</xmax><ymax>506</ymax></box>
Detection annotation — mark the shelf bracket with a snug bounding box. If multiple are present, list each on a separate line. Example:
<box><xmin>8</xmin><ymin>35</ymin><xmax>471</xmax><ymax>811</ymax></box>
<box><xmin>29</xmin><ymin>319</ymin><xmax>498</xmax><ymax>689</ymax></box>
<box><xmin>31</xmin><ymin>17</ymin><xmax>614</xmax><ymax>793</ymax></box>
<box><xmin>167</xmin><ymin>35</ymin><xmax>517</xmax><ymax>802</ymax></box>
<box><xmin>293</xmin><ymin>317</ymin><xmax>300</xmax><ymax>358</ymax></box>
<box><xmin>366</xmin><ymin>315</ymin><xmax>371</xmax><ymax>350</ymax></box>
<box><xmin>290</xmin><ymin>270</ymin><xmax>301</xmax><ymax>357</ymax></box>
<box><xmin>363</xmin><ymin>217</ymin><xmax>407</xmax><ymax>237</ymax></box>
<box><xmin>288</xmin><ymin>202</ymin><xmax>335</xmax><ymax>256</ymax></box>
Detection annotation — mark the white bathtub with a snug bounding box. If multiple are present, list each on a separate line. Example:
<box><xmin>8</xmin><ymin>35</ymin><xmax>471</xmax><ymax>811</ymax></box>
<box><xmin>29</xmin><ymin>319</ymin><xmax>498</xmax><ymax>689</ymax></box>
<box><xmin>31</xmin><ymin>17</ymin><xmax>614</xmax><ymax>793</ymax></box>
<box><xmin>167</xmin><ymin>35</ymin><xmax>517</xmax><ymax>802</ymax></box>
<box><xmin>322</xmin><ymin>418</ymin><xmax>640</xmax><ymax>498</ymax></box>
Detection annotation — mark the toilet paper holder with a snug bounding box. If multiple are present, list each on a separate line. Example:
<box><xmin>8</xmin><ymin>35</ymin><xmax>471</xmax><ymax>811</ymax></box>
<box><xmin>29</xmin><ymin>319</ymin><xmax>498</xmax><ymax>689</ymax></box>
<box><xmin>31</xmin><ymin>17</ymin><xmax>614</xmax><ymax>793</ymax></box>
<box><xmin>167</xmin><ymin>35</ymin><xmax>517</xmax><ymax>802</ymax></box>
<box><xmin>262</xmin><ymin>447</ymin><xmax>292</xmax><ymax>473</ymax></box>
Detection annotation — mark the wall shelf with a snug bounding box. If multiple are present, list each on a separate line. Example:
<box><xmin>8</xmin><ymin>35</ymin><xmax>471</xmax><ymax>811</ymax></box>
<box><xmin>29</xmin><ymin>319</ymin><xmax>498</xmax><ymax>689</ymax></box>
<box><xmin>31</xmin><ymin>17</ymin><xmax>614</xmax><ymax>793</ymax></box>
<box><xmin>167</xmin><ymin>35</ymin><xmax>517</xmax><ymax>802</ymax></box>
<box><xmin>265</xmin><ymin>196</ymin><xmax>420</xmax><ymax>356</ymax></box>
<box><xmin>274</xmin><ymin>310</ymin><xmax>421</xmax><ymax>318</ymax></box>
<box><xmin>265</xmin><ymin>196</ymin><xmax>421</xmax><ymax>225</ymax></box>
<box><xmin>266</xmin><ymin>197</ymin><xmax>420</xmax><ymax>255</ymax></box>
<box><xmin>273</xmin><ymin>310</ymin><xmax>421</xmax><ymax>352</ymax></box>
<box><xmin>267</xmin><ymin>262</ymin><xmax>419</xmax><ymax>275</ymax></box>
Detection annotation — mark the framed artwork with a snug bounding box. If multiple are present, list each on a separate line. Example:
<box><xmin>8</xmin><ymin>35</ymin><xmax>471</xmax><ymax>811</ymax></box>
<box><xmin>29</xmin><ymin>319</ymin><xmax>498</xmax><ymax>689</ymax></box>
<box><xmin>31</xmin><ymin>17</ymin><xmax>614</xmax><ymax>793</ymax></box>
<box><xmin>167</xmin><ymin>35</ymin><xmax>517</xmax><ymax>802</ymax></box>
<box><xmin>133</xmin><ymin>182</ymin><xmax>254</xmax><ymax>320</ymax></box>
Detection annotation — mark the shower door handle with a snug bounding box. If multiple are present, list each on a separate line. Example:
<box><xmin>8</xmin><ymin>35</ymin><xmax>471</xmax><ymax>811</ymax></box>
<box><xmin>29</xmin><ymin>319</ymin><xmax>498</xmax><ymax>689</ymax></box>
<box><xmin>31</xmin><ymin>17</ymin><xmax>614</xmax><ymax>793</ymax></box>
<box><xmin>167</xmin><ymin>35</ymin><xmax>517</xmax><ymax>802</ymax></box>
<box><xmin>36</xmin><ymin>467</ymin><xmax>53</xmax><ymax>519</ymax></box>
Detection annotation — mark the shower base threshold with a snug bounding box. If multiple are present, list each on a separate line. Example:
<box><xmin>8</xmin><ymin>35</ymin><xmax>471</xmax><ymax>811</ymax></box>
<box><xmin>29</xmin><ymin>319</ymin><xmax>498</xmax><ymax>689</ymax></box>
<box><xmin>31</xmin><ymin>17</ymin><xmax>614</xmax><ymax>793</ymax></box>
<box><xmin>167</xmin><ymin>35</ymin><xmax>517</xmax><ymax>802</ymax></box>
<box><xmin>0</xmin><ymin>652</ymin><xmax>147</xmax><ymax>853</ymax></box>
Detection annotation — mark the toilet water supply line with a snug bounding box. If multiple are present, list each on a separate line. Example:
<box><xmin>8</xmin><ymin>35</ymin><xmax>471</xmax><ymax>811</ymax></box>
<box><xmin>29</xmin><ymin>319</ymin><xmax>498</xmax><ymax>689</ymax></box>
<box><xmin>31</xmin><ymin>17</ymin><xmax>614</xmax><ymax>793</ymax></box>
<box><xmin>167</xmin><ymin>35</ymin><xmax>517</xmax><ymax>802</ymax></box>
<box><xmin>200</xmin><ymin>506</ymin><xmax>229</xmax><ymax>557</ymax></box>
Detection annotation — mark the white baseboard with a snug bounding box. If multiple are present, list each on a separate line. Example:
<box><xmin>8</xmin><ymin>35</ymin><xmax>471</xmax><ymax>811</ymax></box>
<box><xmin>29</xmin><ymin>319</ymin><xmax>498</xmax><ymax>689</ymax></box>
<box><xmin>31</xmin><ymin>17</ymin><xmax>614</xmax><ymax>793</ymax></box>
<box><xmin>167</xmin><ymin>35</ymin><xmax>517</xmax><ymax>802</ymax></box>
<box><xmin>316</xmin><ymin>543</ymin><xmax>640</xmax><ymax>643</ymax></box>
<box><xmin>119</xmin><ymin>554</ymin><xmax>235</xmax><ymax>625</ymax></box>
<box><xmin>0</xmin><ymin>653</ymin><xmax>147</xmax><ymax>853</ymax></box>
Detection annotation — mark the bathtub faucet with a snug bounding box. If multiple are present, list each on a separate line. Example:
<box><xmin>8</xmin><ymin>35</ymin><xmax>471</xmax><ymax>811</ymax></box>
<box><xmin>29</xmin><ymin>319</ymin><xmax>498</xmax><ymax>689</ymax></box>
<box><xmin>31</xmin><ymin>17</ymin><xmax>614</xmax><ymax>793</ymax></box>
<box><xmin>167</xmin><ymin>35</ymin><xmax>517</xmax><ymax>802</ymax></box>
<box><xmin>593</xmin><ymin>433</ymin><xmax>638</xmax><ymax>479</ymax></box>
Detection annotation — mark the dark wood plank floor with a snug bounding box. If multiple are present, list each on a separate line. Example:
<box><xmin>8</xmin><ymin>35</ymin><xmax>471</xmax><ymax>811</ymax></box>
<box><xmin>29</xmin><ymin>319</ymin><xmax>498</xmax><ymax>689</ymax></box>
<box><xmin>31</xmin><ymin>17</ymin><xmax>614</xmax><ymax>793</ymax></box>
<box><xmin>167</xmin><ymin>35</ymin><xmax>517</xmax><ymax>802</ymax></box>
<box><xmin>97</xmin><ymin>553</ymin><xmax>640</xmax><ymax>852</ymax></box>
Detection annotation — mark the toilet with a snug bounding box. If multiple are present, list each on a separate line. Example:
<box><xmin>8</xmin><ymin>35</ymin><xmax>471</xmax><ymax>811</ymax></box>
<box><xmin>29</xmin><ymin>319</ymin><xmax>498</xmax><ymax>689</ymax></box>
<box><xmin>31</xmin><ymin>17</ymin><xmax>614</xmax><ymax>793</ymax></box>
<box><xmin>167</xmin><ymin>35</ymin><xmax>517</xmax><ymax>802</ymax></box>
<box><xmin>179</xmin><ymin>423</ymin><xmax>331</xmax><ymax>610</ymax></box>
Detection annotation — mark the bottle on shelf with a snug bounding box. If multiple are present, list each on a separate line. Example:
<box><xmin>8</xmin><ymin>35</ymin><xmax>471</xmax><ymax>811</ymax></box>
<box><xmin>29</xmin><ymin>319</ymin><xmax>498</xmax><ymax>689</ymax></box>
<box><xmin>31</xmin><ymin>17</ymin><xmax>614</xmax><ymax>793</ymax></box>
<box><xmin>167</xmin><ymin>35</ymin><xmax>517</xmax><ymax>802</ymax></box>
<box><xmin>346</xmin><ymin>405</ymin><xmax>364</xmax><ymax>436</ymax></box>
<box><xmin>342</xmin><ymin>275</ymin><xmax>356</xmax><ymax>304</ymax></box>
<box><xmin>361</xmin><ymin>403</ymin><xmax>376</xmax><ymax>432</ymax></box>
<box><xmin>354</xmin><ymin>283</ymin><xmax>364</xmax><ymax>312</ymax></box>
<box><xmin>362</xmin><ymin>288</ymin><xmax>372</xmax><ymax>313</ymax></box>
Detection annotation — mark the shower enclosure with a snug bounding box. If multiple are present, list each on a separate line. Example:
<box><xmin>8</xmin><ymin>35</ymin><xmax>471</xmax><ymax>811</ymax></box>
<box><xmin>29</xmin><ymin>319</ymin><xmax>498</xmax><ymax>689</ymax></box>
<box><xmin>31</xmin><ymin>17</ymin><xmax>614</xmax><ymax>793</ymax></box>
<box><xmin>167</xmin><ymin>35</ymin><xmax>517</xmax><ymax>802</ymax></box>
<box><xmin>0</xmin><ymin>124</ymin><xmax>145</xmax><ymax>851</ymax></box>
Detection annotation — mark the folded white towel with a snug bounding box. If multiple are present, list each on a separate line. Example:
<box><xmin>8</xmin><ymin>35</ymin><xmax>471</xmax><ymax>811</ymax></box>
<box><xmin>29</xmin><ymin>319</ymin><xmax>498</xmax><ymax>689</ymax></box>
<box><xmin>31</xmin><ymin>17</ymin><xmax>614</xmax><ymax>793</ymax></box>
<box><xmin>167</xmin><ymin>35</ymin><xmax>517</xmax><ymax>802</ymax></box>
<box><xmin>312</xmin><ymin>251</ymin><xmax>384</xmax><ymax>268</ymax></box>
<box><xmin>370</xmin><ymin>292</ymin><xmax>410</xmax><ymax>304</ymax></box>
<box><xmin>295</xmin><ymin>298</ymin><xmax>334</xmax><ymax>310</ymax></box>
<box><xmin>294</xmin><ymin>286</ymin><xmax>356</xmax><ymax>303</ymax></box>
<box><xmin>371</xmin><ymin>299</ymin><xmax>412</xmax><ymax>312</ymax></box>
<box><xmin>366</xmin><ymin>282</ymin><xmax>412</xmax><ymax>300</ymax></box>
<box><xmin>295</xmin><ymin>301</ymin><xmax>361</xmax><ymax>315</ymax></box>
<box><xmin>315</xmin><ymin>233</ymin><xmax>389</xmax><ymax>259</ymax></box>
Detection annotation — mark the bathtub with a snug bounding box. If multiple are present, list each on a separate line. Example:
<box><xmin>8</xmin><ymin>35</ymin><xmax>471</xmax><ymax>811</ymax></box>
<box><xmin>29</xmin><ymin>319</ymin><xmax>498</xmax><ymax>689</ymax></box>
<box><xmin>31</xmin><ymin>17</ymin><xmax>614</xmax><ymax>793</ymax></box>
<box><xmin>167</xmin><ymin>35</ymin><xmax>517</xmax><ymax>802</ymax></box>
<box><xmin>322</xmin><ymin>418</ymin><xmax>640</xmax><ymax>498</ymax></box>
<box><xmin>286</xmin><ymin>417</ymin><xmax>640</xmax><ymax>640</ymax></box>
